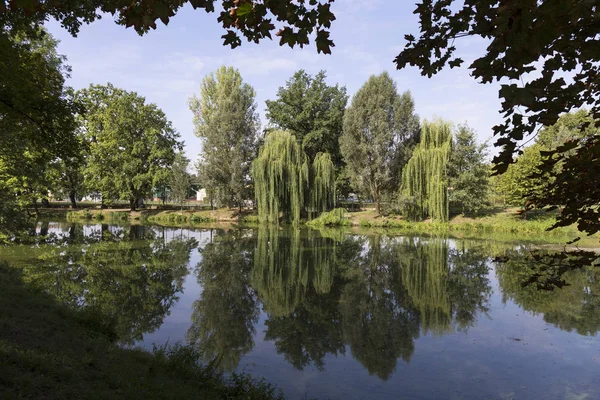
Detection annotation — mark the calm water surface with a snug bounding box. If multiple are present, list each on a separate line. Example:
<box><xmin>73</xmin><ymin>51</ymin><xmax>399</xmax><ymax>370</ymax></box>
<box><xmin>2</xmin><ymin>221</ymin><xmax>599</xmax><ymax>400</ymax></box>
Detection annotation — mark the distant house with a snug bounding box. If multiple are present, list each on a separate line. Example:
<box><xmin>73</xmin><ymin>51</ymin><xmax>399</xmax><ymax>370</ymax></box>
<box><xmin>196</xmin><ymin>188</ymin><xmax>207</xmax><ymax>202</ymax></box>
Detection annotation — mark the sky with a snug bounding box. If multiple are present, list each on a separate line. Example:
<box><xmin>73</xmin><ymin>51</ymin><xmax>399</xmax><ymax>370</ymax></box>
<box><xmin>46</xmin><ymin>1</ymin><xmax>504</xmax><ymax>169</ymax></box>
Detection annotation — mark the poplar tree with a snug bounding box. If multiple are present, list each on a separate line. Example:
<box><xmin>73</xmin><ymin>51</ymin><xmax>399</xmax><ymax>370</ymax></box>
<box><xmin>189</xmin><ymin>66</ymin><xmax>259</xmax><ymax>208</ymax></box>
<box><xmin>340</xmin><ymin>72</ymin><xmax>419</xmax><ymax>214</ymax></box>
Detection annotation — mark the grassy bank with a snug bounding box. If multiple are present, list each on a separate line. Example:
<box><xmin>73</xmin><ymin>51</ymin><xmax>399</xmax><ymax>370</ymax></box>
<box><xmin>308</xmin><ymin>208</ymin><xmax>598</xmax><ymax>244</ymax></box>
<box><xmin>0</xmin><ymin>262</ymin><xmax>283</xmax><ymax>399</ymax></box>
<box><xmin>59</xmin><ymin>207</ymin><xmax>598</xmax><ymax>246</ymax></box>
<box><xmin>65</xmin><ymin>208</ymin><xmax>259</xmax><ymax>225</ymax></box>
<box><xmin>66</xmin><ymin>209</ymin><xmax>131</xmax><ymax>222</ymax></box>
<box><xmin>348</xmin><ymin>209</ymin><xmax>580</xmax><ymax>235</ymax></box>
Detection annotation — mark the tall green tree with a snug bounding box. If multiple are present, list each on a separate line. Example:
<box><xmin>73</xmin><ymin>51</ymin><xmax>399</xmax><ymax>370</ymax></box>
<box><xmin>0</xmin><ymin>27</ymin><xmax>78</xmax><ymax>224</ymax></box>
<box><xmin>189</xmin><ymin>66</ymin><xmax>259</xmax><ymax>208</ymax></box>
<box><xmin>519</xmin><ymin>111</ymin><xmax>599</xmax><ymax>235</ymax></box>
<box><xmin>265</xmin><ymin>70</ymin><xmax>347</xmax><ymax>166</ymax></box>
<box><xmin>447</xmin><ymin>125</ymin><xmax>490</xmax><ymax>216</ymax></box>
<box><xmin>169</xmin><ymin>152</ymin><xmax>191</xmax><ymax>209</ymax></box>
<box><xmin>402</xmin><ymin>120</ymin><xmax>452</xmax><ymax>222</ymax></box>
<box><xmin>340</xmin><ymin>72</ymin><xmax>419</xmax><ymax>214</ymax></box>
<box><xmin>494</xmin><ymin>145</ymin><xmax>547</xmax><ymax>208</ymax></box>
<box><xmin>53</xmin><ymin>133</ymin><xmax>88</xmax><ymax>208</ymax></box>
<box><xmin>0</xmin><ymin>27</ymin><xmax>78</xmax><ymax>166</ymax></box>
<box><xmin>77</xmin><ymin>84</ymin><xmax>181</xmax><ymax>211</ymax></box>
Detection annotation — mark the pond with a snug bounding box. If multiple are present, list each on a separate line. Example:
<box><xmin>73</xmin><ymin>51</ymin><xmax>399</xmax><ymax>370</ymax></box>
<box><xmin>2</xmin><ymin>221</ymin><xmax>599</xmax><ymax>399</ymax></box>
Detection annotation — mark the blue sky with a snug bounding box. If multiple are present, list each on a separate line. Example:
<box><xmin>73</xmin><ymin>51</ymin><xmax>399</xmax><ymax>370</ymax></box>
<box><xmin>47</xmin><ymin>1</ymin><xmax>503</xmax><ymax>167</ymax></box>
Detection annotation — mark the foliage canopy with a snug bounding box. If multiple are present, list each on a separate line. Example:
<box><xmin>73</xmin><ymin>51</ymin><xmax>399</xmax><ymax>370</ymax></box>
<box><xmin>189</xmin><ymin>66</ymin><xmax>259</xmax><ymax>208</ymax></box>
<box><xmin>77</xmin><ymin>84</ymin><xmax>181</xmax><ymax>210</ymax></box>
<box><xmin>4</xmin><ymin>0</ymin><xmax>336</xmax><ymax>53</ymax></box>
<box><xmin>266</xmin><ymin>70</ymin><xmax>347</xmax><ymax>166</ymax></box>
<box><xmin>340</xmin><ymin>72</ymin><xmax>419</xmax><ymax>214</ymax></box>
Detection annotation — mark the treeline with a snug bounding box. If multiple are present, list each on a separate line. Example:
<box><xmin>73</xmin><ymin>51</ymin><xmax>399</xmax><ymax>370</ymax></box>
<box><xmin>194</xmin><ymin>67</ymin><xmax>490</xmax><ymax>223</ymax></box>
<box><xmin>2</xmin><ymin>27</ymin><xmax>596</xmax><ymax>234</ymax></box>
<box><xmin>194</xmin><ymin>67</ymin><xmax>598</xmax><ymax>225</ymax></box>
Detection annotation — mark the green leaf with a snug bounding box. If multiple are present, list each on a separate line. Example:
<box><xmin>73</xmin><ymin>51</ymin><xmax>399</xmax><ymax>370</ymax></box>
<box><xmin>236</xmin><ymin>2</ymin><xmax>253</xmax><ymax>17</ymax></box>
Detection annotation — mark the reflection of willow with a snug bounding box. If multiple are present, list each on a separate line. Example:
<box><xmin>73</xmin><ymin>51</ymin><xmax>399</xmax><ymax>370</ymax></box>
<box><xmin>497</xmin><ymin>250</ymin><xmax>600</xmax><ymax>336</ymax></box>
<box><xmin>259</xmin><ymin>228</ymin><xmax>345</xmax><ymax>371</ymax></box>
<box><xmin>251</xmin><ymin>227</ymin><xmax>336</xmax><ymax>317</ymax></box>
<box><xmin>22</xmin><ymin>226</ymin><xmax>195</xmax><ymax>345</ymax></box>
<box><xmin>398</xmin><ymin>238</ymin><xmax>492</xmax><ymax>335</ymax></box>
<box><xmin>187</xmin><ymin>229</ymin><xmax>259</xmax><ymax>371</ymax></box>
<box><xmin>400</xmin><ymin>238</ymin><xmax>452</xmax><ymax>335</ymax></box>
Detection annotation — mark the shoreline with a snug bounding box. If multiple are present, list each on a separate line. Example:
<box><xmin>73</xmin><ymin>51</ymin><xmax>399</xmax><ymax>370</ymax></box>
<box><xmin>31</xmin><ymin>207</ymin><xmax>600</xmax><ymax>249</ymax></box>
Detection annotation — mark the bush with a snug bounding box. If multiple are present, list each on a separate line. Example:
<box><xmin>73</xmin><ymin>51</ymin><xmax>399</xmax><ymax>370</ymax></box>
<box><xmin>307</xmin><ymin>208</ymin><xmax>351</xmax><ymax>227</ymax></box>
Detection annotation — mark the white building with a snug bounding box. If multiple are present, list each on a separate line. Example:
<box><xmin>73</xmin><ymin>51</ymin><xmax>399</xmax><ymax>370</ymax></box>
<box><xmin>196</xmin><ymin>188</ymin><xmax>207</xmax><ymax>202</ymax></box>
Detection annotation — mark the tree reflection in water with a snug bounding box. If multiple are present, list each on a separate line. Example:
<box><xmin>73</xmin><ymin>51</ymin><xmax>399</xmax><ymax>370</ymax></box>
<box><xmin>17</xmin><ymin>225</ymin><xmax>196</xmax><ymax>345</ymax></box>
<box><xmin>189</xmin><ymin>227</ymin><xmax>493</xmax><ymax>380</ymax></box>
<box><xmin>496</xmin><ymin>251</ymin><xmax>600</xmax><ymax>336</ymax></box>
<box><xmin>19</xmin><ymin>223</ymin><xmax>596</xmax><ymax>382</ymax></box>
<box><xmin>187</xmin><ymin>229</ymin><xmax>259</xmax><ymax>371</ymax></box>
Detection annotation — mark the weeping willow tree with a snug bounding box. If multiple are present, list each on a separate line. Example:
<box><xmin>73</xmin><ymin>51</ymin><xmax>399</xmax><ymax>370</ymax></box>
<box><xmin>402</xmin><ymin>120</ymin><xmax>452</xmax><ymax>222</ymax></box>
<box><xmin>251</xmin><ymin>131</ymin><xmax>308</xmax><ymax>224</ymax></box>
<box><xmin>251</xmin><ymin>130</ymin><xmax>335</xmax><ymax>224</ymax></box>
<box><xmin>309</xmin><ymin>152</ymin><xmax>336</xmax><ymax>219</ymax></box>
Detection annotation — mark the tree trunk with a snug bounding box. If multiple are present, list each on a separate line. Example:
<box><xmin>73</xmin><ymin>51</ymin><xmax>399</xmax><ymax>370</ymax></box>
<box><xmin>372</xmin><ymin>184</ymin><xmax>381</xmax><ymax>215</ymax></box>
<box><xmin>69</xmin><ymin>192</ymin><xmax>77</xmax><ymax>209</ymax></box>
<box><xmin>41</xmin><ymin>198</ymin><xmax>50</xmax><ymax>208</ymax></box>
<box><xmin>373</xmin><ymin>188</ymin><xmax>381</xmax><ymax>215</ymax></box>
<box><xmin>130</xmin><ymin>198</ymin><xmax>137</xmax><ymax>211</ymax></box>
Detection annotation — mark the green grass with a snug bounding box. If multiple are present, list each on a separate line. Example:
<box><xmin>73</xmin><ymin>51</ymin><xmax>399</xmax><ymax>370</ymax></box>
<box><xmin>238</xmin><ymin>215</ymin><xmax>260</xmax><ymax>223</ymax></box>
<box><xmin>146</xmin><ymin>211</ymin><xmax>218</xmax><ymax>224</ymax></box>
<box><xmin>66</xmin><ymin>210</ymin><xmax>129</xmax><ymax>223</ymax></box>
<box><xmin>305</xmin><ymin>208</ymin><xmax>599</xmax><ymax>247</ymax></box>
<box><xmin>306</xmin><ymin>208</ymin><xmax>352</xmax><ymax>227</ymax></box>
<box><xmin>0</xmin><ymin>262</ymin><xmax>284</xmax><ymax>400</ymax></box>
